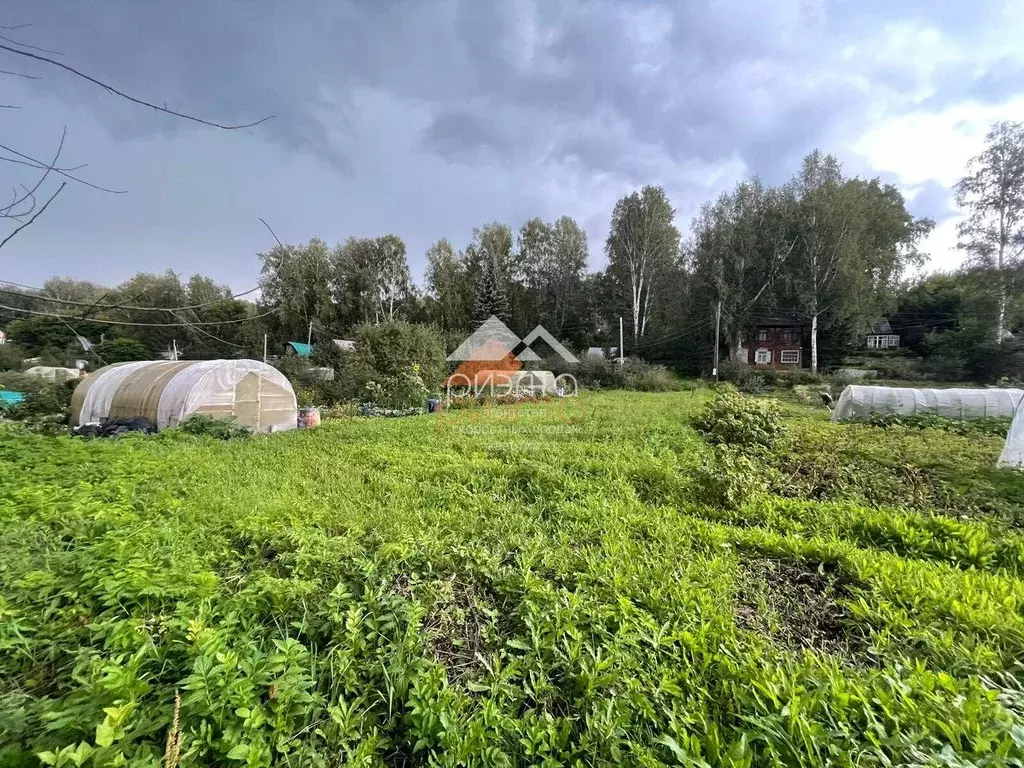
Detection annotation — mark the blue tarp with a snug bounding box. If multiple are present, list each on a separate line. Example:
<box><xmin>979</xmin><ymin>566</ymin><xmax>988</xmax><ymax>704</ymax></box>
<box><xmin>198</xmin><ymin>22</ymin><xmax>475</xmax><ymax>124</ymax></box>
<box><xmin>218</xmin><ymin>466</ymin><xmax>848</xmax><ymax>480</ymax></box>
<box><xmin>286</xmin><ymin>341</ymin><xmax>313</xmax><ymax>357</ymax></box>
<box><xmin>0</xmin><ymin>391</ymin><xmax>26</xmax><ymax>408</ymax></box>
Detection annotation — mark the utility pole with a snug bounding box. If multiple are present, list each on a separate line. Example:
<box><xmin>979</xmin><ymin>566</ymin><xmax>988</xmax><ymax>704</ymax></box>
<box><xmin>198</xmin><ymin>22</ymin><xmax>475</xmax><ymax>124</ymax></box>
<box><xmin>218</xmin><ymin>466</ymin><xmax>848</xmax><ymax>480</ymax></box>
<box><xmin>263</xmin><ymin>333</ymin><xmax>268</xmax><ymax>364</ymax></box>
<box><xmin>172</xmin><ymin>338</ymin><xmax>178</xmax><ymax>362</ymax></box>
<box><xmin>713</xmin><ymin>300</ymin><xmax>721</xmax><ymax>381</ymax></box>
<box><xmin>618</xmin><ymin>317</ymin><xmax>624</xmax><ymax>365</ymax></box>
<box><xmin>307</xmin><ymin>321</ymin><xmax>313</xmax><ymax>347</ymax></box>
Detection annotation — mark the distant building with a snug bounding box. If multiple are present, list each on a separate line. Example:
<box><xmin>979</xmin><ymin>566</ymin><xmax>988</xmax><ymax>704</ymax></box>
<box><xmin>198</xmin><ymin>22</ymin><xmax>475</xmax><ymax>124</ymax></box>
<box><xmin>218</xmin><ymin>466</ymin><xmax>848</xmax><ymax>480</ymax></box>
<box><xmin>333</xmin><ymin>339</ymin><xmax>355</xmax><ymax>352</ymax></box>
<box><xmin>585</xmin><ymin>346</ymin><xmax>619</xmax><ymax>359</ymax></box>
<box><xmin>738</xmin><ymin>315</ymin><xmax>804</xmax><ymax>370</ymax></box>
<box><xmin>866</xmin><ymin>320</ymin><xmax>899</xmax><ymax>350</ymax></box>
<box><xmin>0</xmin><ymin>329</ymin><xmax>6</xmax><ymax>345</ymax></box>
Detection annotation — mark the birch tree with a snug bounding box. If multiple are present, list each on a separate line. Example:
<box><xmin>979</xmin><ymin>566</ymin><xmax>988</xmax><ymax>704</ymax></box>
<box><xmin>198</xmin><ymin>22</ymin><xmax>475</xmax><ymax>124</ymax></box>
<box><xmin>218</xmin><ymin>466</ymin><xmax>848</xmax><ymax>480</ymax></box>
<box><xmin>788</xmin><ymin>151</ymin><xmax>851</xmax><ymax>374</ymax></box>
<box><xmin>371</xmin><ymin>234</ymin><xmax>411</xmax><ymax>323</ymax></box>
<box><xmin>605</xmin><ymin>186</ymin><xmax>680</xmax><ymax>346</ymax></box>
<box><xmin>955</xmin><ymin>121</ymin><xmax>1024</xmax><ymax>343</ymax></box>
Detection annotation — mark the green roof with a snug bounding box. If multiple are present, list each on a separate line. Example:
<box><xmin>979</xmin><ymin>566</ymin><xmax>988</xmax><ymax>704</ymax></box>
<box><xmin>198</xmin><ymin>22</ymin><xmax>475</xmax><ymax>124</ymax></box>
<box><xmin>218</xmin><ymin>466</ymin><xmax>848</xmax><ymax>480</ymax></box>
<box><xmin>286</xmin><ymin>341</ymin><xmax>313</xmax><ymax>357</ymax></box>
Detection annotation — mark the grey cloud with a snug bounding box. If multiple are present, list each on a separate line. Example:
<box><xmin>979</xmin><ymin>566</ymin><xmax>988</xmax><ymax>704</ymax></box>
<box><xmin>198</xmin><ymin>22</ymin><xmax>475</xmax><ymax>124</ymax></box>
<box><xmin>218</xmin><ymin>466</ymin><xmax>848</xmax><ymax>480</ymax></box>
<box><xmin>1</xmin><ymin>0</ymin><xmax>1022</xmax><ymax>288</ymax></box>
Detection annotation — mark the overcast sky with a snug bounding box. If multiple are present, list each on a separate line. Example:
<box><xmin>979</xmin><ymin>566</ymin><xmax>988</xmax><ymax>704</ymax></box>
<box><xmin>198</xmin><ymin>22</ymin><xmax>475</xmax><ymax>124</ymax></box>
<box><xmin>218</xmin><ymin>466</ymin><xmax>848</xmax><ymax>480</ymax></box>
<box><xmin>2</xmin><ymin>0</ymin><xmax>1023</xmax><ymax>292</ymax></box>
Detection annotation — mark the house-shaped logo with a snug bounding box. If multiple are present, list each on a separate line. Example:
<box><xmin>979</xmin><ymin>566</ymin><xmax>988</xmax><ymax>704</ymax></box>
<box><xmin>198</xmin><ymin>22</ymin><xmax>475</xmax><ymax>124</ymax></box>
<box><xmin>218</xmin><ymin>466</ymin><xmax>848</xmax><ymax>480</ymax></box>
<box><xmin>446</xmin><ymin>316</ymin><xmax>579</xmax><ymax>364</ymax></box>
<box><xmin>445</xmin><ymin>316</ymin><xmax>579</xmax><ymax>400</ymax></box>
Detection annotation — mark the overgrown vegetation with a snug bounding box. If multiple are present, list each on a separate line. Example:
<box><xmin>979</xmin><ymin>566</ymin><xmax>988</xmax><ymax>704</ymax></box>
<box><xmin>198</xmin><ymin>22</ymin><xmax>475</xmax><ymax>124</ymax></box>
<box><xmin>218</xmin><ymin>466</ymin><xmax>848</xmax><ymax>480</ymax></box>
<box><xmin>2</xmin><ymin>391</ymin><xmax>1024</xmax><ymax>766</ymax></box>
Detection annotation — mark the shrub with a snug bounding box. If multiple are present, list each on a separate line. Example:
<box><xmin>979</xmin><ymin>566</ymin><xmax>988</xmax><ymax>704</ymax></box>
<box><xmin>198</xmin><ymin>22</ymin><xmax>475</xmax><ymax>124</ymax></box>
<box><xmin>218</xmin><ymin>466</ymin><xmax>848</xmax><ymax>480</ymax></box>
<box><xmin>546</xmin><ymin>355</ymin><xmax>625</xmax><ymax>389</ymax></box>
<box><xmin>364</xmin><ymin>363</ymin><xmax>430</xmax><ymax>409</ymax></box>
<box><xmin>693</xmin><ymin>445</ymin><xmax>774</xmax><ymax>509</ymax></box>
<box><xmin>0</xmin><ymin>341</ymin><xmax>26</xmax><ymax>372</ymax></box>
<box><xmin>178</xmin><ymin>414</ymin><xmax>252</xmax><ymax>439</ymax></box>
<box><xmin>0</xmin><ymin>373</ymin><xmax>76</xmax><ymax>422</ymax></box>
<box><xmin>692</xmin><ymin>391</ymin><xmax>786</xmax><ymax>450</ymax></box>
<box><xmin>622</xmin><ymin>360</ymin><xmax>678</xmax><ymax>391</ymax></box>
<box><xmin>353</xmin><ymin>322</ymin><xmax>446</xmax><ymax>394</ymax></box>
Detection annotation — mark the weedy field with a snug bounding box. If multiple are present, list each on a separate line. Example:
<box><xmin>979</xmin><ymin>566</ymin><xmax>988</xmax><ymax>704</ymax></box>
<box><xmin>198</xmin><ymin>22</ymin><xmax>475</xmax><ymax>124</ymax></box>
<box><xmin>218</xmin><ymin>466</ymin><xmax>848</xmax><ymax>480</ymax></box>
<box><xmin>3</xmin><ymin>390</ymin><xmax>1024</xmax><ymax>767</ymax></box>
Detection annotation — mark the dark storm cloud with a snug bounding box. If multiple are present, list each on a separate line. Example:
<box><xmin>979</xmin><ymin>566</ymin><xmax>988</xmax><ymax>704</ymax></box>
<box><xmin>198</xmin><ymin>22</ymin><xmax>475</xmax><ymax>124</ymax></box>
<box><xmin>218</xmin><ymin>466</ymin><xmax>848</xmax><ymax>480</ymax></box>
<box><xmin>0</xmin><ymin>0</ymin><xmax>1021</xmax><ymax>285</ymax></box>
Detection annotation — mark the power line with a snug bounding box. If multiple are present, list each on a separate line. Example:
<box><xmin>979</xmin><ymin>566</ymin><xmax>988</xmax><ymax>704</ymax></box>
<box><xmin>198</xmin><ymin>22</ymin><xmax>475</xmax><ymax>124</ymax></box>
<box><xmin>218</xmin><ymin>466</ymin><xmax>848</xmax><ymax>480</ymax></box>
<box><xmin>0</xmin><ymin>302</ymin><xmax>276</xmax><ymax>327</ymax></box>
<box><xmin>167</xmin><ymin>309</ymin><xmax>246</xmax><ymax>350</ymax></box>
<box><xmin>0</xmin><ymin>282</ymin><xmax>261</xmax><ymax>311</ymax></box>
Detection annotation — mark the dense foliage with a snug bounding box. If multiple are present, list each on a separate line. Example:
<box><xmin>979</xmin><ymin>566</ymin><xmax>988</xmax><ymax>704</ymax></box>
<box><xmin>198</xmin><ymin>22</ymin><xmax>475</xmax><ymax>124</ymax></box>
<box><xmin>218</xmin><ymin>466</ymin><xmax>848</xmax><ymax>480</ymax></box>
<box><xmin>3</xmin><ymin>392</ymin><xmax>1024</xmax><ymax>766</ymax></box>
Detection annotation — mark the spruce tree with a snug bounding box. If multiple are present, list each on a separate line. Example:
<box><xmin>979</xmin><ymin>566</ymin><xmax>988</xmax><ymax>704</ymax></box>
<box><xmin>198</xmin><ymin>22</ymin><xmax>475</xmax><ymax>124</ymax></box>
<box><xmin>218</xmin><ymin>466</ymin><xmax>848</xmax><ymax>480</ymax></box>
<box><xmin>472</xmin><ymin>255</ymin><xmax>511</xmax><ymax>328</ymax></box>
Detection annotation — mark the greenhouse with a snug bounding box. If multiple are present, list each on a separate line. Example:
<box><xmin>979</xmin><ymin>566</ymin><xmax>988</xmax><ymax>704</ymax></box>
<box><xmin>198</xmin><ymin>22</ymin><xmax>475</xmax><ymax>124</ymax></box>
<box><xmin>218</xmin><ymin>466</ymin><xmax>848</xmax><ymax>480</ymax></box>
<box><xmin>70</xmin><ymin>359</ymin><xmax>298</xmax><ymax>433</ymax></box>
<box><xmin>999</xmin><ymin>407</ymin><xmax>1024</xmax><ymax>468</ymax></box>
<box><xmin>831</xmin><ymin>385</ymin><xmax>1024</xmax><ymax>422</ymax></box>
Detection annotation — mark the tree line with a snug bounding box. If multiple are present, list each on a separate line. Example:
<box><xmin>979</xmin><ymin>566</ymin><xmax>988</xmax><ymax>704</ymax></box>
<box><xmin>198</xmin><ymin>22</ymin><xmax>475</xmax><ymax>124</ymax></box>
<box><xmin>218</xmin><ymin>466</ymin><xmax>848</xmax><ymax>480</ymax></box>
<box><xmin>2</xmin><ymin>122</ymin><xmax>1022</xmax><ymax>382</ymax></box>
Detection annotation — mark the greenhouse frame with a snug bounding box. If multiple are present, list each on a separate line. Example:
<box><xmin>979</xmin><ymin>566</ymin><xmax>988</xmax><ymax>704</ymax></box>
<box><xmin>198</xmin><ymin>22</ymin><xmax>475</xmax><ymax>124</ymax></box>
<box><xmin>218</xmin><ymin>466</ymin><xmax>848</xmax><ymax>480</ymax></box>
<box><xmin>70</xmin><ymin>359</ymin><xmax>298</xmax><ymax>433</ymax></box>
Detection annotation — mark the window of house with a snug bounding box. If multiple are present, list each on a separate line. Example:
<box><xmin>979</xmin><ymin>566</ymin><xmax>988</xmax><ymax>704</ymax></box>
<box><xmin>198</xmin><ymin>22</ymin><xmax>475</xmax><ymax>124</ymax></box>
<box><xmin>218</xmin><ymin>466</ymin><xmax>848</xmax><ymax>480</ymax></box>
<box><xmin>868</xmin><ymin>334</ymin><xmax>901</xmax><ymax>349</ymax></box>
<box><xmin>755</xmin><ymin>348</ymin><xmax>771</xmax><ymax>365</ymax></box>
<box><xmin>757</xmin><ymin>330</ymin><xmax>768</xmax><ymax>341</ymax></box>
<box><xmin>780</xmin><ymin>350</ymin><xmax>800</xmax><ymax>364</ymax></box>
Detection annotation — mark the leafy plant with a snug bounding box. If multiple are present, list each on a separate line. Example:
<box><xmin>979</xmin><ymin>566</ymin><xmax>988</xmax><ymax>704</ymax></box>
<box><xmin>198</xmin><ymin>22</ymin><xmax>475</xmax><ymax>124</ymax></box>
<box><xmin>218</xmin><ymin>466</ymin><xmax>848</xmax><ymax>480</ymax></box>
<box><xmin>693</xmin><ymin>391</ymin><xmax>787</xmax><ymax>450</ymax></box>
<box><xmin>177</xmin><ymin>414</ymin><xmax>252</xmax><ymax>439</ymax></box>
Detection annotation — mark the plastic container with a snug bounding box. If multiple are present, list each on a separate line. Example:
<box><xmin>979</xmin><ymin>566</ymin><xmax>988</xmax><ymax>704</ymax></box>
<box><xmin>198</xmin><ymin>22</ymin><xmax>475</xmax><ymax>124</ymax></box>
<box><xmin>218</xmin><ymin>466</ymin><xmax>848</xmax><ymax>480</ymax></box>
<box><xmin>427</xmin><ymin>398</ymin><xmax>442</xmax><ymax>414</ymax></box>
<box><xmin>298</xmin><ymin>406</ymin><xmax>321</xmax><ymax>429</ymax></box>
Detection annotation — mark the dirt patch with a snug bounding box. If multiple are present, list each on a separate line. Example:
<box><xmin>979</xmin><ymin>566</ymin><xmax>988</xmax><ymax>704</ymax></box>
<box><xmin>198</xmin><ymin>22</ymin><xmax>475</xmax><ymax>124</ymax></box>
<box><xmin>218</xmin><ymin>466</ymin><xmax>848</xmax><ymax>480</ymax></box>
<box><xmin>734</xmin><ymin>557</ymin><xmax>859</xmax><ymax>657</ymax></box>
<box><xmin>422</xmin><ymin>579</ymin><xmax>496</xmax><ymax>682</ymax></box>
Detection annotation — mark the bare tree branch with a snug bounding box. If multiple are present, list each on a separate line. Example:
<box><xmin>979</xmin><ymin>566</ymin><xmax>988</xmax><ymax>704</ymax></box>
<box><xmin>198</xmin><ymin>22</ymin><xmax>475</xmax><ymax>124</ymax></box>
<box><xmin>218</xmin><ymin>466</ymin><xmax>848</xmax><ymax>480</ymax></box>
<box><xmin>0</xmin><ymin>68</ymin><xmax>40</xmax><ymax>79</ymax></box>
<box><xmin>0</xmin><ymin>42</ymin><xmax>274</xmax><ymax>130</ymax></box>
<box><xmin>0</xmin><ymin>126</ymin><xmax>66</xmax><ymax>219</ymax></box>
<box><xmin>0</xmin><ymin>139</ymin><xmax>125</xmax><ymax>194</ymax></box>
<box><xmin>259</xmin><ymin>217</ymin><xmax>285</xmax><ymax>248</ymax></box>
<box><xmin>0</xmin><ymin>181</ymin><xmax>65</xmax><ymax>251</ymax></box>
<box><xmin>0</xmin><ymin>33</ymin><xmax>63</xmax><ymax>56</ymax></box>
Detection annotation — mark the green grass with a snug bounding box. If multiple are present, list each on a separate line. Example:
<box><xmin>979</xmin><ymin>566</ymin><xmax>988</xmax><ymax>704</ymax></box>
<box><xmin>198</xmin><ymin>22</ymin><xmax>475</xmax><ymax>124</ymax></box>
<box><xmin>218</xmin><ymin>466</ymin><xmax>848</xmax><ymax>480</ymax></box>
<box><xmin>2</xmin><ymin>391</ymin><xmax>1024</xmax><ymax>767</ymax></box>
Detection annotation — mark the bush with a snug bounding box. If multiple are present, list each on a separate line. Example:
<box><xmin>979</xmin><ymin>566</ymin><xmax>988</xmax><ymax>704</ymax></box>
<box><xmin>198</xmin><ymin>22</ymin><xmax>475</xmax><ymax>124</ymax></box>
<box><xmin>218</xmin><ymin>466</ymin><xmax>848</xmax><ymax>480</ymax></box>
<box><xmin>693</xmin><ymin>445</ymin><xmax>774</xmax><ymax>509</ymax></box>
<box><xmin>353</xmin><ymin>322</ymin><xmax>446</xmax><ymax>395</ymax></box>
<box><xmin>178</xmin><ymin>414</ymin><xmax>252</xmax><ymax>439</ymax></box>
<box><xmin>0</xmin><ymin>341</ymin><xmax>26</xmax><ymax>372</ymax></box>
<box><xmin>622</xmin><ymin>360</ymin><xmax>678</xmax><ymax>392</ymax></box>
<box><xmin>693</xmin><ymin>391</ymin><xmax>786</xmax><ymax>450</ymax></box>
<box><xmin>364</xmin><ymin>363</ymin><xmax>430</xmax><ymax>409</ymax></box>
<box><xmin>0</xmin><ymin>373</ymin><xmax>76</xmax><ymax>422</ymax></box>
<box><xmin>545</xmin><ymin>354</ymin><xmax>625</xmax><ymax>389</ymax></box>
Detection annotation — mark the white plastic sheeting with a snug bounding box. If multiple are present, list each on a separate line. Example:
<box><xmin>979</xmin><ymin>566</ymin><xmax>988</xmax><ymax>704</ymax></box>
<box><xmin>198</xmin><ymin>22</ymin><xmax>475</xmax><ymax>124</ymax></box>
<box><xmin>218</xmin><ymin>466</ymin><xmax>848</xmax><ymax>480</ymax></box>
<box><xmin>999</xmin><ymin>406</ymin><xmax>1024</xmax><ymax>468</ymax></box>
<box><xmin>24</xmin><ymin>365</ymin><xmax>81</xmax><ymax>383</ymax></box>
<box><xmin>832</xmin><ymin>385</ymin><xmax>1024</xmax><ymax>422</ymax></box>
<box><xmin>71</xmin><ymin>359</ymin><xmax>297</xmax><ymax>432</ymax></box>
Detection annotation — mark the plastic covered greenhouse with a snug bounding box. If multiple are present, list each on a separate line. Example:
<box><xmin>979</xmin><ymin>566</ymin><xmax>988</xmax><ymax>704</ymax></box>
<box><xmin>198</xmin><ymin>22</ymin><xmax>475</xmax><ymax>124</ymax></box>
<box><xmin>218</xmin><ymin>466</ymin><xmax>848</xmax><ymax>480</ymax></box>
<box><xmin>70</xmin><ymin>359</ymin><xmax>298</xmax><ymax>432</ymax></box>
<box><xmin>999</xmin><ymin>408</ymin><xmax>1024</xmax><ymax>468</ymax></box>
<box><xmin>831</xmin><ymin>385</ymin><xmax>1024</xmax><ymax>422</ymax></box>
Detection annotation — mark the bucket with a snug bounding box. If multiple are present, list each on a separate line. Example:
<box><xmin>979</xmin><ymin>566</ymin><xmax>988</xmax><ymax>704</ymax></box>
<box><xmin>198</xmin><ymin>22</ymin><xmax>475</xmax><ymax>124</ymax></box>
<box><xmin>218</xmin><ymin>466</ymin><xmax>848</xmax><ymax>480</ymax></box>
<box><xmin>298</xmin><ymin>407</ymin><xmax>321</xmax><ymax>429</ymax></box>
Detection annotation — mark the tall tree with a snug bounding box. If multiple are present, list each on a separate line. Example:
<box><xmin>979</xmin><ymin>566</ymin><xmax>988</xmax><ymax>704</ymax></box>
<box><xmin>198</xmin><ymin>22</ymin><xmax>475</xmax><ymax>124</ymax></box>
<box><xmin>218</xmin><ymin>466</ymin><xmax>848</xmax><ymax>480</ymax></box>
<box><xmin>785</xmin><ymin>151</ymin><xmax>853</xmax><ymax>373</ymax></box>
<box><xmin>259</xmin><ymin>238</ymin><xmax>334</xmax><ymax>341</ymax></box>
<box><xmin>471</xmin><ymin>254</ymin><xmax>511</xmax><ymax>328</ymax></box>
<box><xmin>424</xmin><ymin>238</ymin><xmax>471</xmax><ymax>331</ymax></box>
<box><xmin>605</xmin><ymin>186</ymin><xmax>681</xmax><ymax>347</ymax></box>
<box><xmin>548</xmin><ymin>216</ymin><xmax>589</xmax><ymax>335</ymax></box>
<box><xmin>333</xmin><ymin>237</ymin><xmax>378</xmax><ymax>329</ymax></box>
<box><xmin>371</xmin><ymin>235</ymin><xmax>412</xmax><ymax>323</ymax></box>
<box><xmin>955</xmin><ymin>121</ymin><xmax>1024</xmax><ymax>343</ymax></box>
<box><xmin>689</xmin><ymin>180</ymin><xmax>796</xmax><ymax>359</ymax></box>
